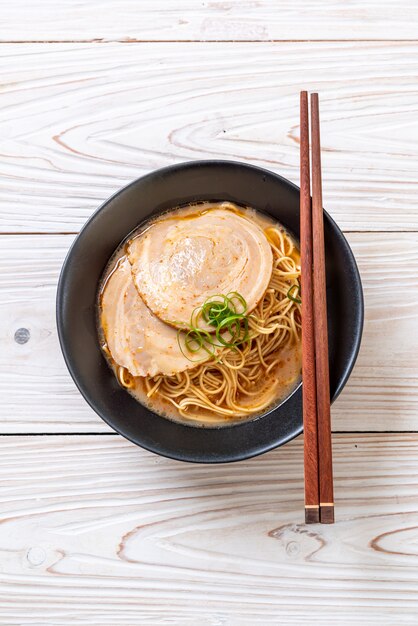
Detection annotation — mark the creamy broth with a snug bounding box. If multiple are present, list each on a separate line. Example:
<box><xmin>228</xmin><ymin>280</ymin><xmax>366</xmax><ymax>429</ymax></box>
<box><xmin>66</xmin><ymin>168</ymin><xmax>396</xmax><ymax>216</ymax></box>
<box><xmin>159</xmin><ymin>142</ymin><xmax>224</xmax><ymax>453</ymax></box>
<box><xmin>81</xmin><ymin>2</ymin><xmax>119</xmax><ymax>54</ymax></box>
<box><xmin>98</xmin><ymin>201</ymin><xmax>302</xmax><ymax>427</ymax></box>
<box><xmin>129</xmin><ymin>342</ymin><xmax>301</xmax><ymax>426</ymax></box>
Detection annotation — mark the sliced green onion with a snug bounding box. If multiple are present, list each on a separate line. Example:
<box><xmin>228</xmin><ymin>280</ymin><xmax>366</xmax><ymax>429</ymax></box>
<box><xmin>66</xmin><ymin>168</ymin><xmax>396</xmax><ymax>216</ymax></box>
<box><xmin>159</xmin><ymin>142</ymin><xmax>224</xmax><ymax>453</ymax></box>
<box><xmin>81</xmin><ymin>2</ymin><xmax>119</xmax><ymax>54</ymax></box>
<box><xmin>287</xmin><ymin>284</ymin><xmax>301</xmax><ymax>304</ymax></box>
<box><xmin>177</xmin><ymin>328</ymin><xmax>216</xmax><ymax>362</ymax></box>
<box><xmin>177</xmin><ymin>292</ymin><xmax>250</xmax><ymax>360</ymax></box>
<box><xmin>226</xmin><ymin>291</ymin><xmax>247</xmax><ymax>314</ymax></box>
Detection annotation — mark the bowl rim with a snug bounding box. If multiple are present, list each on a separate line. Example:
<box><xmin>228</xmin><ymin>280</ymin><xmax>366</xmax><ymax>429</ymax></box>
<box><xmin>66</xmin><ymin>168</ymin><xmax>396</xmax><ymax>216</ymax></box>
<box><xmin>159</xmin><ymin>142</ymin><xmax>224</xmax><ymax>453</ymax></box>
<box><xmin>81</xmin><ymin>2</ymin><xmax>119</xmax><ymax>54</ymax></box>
<box><xmin>56</xmin><ymin>159</ymin><xmax>364</xmax><ymax>462</ymax></box>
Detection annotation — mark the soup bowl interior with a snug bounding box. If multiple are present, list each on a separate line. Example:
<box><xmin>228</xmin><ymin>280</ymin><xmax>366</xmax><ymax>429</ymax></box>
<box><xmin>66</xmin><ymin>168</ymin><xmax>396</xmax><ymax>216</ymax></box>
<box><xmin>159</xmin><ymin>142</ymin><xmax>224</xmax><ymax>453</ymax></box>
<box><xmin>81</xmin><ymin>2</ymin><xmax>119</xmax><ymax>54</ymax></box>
<box><xmin>57</xmin><ymin>160</ymin><xmax>363</xmax><ymax>463</ymax></box>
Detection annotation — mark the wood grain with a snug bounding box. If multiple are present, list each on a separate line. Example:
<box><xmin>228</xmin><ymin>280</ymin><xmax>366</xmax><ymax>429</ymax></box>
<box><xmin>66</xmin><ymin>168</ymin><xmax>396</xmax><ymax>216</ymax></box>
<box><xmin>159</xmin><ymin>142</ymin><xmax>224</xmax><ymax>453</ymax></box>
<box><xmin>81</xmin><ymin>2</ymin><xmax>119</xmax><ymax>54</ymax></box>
<box><xmin>0</xmin><ymin>235</ymin><xmax>109</xmax><ymax>432</ymax></box>
<box><xmin>311</xmin><ymin>93</ymin><xmax>334</xmax><ymax>521</ymax></box>
<box><xmin>335</xmin><ymin>232</ymin><xmax>418</xmax><ymax>431</ymax></box>
<box><xmin>1</xmin><ymin>232</ymin><xmax>417</xmax><ymax>433</ymax></box>
<box><xmin>0</xmin><ymin>433</ymin><xmax>417</xmax><ymax>625</ymax></box>
<box><xmin>0</xmin><ymin>42</ymin><xmax>417</xmax><ymax>232</ymax></box>
<box><xmin>2</xmin><ymin>1</ymin><xmax>418</xmax><ymax>41</ymax></box>
<box><xmin>300</xmin><ymin>91</ymin><xmax>319</xmax><ymax>518</ymax></box>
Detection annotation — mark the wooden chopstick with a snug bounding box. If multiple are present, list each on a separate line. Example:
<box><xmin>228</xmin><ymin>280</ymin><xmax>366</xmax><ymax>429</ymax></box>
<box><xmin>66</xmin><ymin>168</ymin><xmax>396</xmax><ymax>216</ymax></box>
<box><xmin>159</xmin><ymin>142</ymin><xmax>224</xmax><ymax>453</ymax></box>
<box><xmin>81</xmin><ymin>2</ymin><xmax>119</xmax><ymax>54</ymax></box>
<box><xmin>310</xmin><ymin>93</ymin><xmax>334</xmax><ymax>523</ymax></box>
<box><xmin>300</xmin><ymin>91</ymin><xmax>320</xmax><ymax>524</ymax></box>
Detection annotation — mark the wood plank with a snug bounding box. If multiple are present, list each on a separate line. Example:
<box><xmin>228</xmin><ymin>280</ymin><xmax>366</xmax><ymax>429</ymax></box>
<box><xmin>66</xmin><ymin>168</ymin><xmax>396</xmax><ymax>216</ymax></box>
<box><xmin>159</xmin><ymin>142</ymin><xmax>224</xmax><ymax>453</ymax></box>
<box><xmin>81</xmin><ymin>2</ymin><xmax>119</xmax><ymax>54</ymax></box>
<box><xmin>0</xmin><ymin>433</ymin><xmax>417</xmax><ymax>624</ymax></box>
<box><xmin>2</xmin><ymin>1</ymin><xmax>418</xmax><ymax>41</ymax></box>
<box><xmin>0</xmin><ymin>42</ymin><xmax>417</xmax><ymax>232</ymax></box>
<box><xmin>1</xmin><ymin>233</ymin><xmax>417</xmax><ymax>433</ymax></box>
<box><xmin>333</xmin><ymin>233</ymin><xmax>418</xmax><ymax>431</ymax></box>
<box><xmin>0</xmin><ymin>235</ymin><xmax>110</xmax><ymax>433</ymax></box>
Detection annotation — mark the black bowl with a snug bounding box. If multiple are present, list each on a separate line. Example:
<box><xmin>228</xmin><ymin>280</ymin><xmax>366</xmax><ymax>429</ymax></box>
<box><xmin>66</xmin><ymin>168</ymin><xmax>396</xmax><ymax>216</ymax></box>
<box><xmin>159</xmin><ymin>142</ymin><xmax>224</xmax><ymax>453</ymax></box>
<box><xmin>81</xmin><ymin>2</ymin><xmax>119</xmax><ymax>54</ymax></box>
<box><xmin>57</xmin><ymin>160</ymin><xmax>363</xmax><ymax>463</ymax></box>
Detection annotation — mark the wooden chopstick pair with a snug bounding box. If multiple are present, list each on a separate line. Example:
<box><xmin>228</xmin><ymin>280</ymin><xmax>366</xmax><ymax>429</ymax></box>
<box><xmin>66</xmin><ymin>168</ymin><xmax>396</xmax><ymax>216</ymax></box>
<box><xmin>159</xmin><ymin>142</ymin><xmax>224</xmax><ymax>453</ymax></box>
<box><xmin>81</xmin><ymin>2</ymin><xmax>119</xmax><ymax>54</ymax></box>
<box><xmin>300</xmin><ymin>91</ymin><xmax>334</xmax><ymax>524</ymax></box>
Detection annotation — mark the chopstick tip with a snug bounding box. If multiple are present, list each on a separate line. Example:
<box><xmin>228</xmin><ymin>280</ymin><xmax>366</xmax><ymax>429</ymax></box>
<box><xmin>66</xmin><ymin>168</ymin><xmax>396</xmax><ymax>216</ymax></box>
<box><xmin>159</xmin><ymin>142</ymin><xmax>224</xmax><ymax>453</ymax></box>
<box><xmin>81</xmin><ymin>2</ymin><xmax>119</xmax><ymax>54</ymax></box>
<box><xmin>320</xmin><ymin>504</ymin><xmax>335</xmax><ymax>524</ymax></box>
<box><xmin>305</xmin><ymin>506</ymin><xmax>320</xmax><ymax>524</ymax></box>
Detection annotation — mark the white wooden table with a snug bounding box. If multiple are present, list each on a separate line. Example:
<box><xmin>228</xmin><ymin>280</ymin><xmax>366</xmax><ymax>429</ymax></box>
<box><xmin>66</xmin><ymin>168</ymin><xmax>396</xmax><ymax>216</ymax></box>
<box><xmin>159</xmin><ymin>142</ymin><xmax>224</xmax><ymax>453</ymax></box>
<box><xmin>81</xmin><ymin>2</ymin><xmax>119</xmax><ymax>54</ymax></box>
<box><xmin>1</xmin><ymin>3</ymin><xmax>418</xmax><ymax>624</ymax></box>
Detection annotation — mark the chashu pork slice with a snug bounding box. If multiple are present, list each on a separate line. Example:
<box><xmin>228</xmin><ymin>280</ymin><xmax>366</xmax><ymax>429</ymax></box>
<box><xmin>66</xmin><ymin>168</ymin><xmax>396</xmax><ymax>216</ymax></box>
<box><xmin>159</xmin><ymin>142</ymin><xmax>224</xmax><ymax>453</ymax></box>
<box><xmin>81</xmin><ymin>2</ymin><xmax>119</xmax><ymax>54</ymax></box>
<box><xmin>100</xmin><ymin>257</ymin><xmax>210</xmax><ymax>377</ymax></box>
<box><xmin>127</xmin><ymin>208</ymin><xmax>273</xmax><ymax>330</ymax></box>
